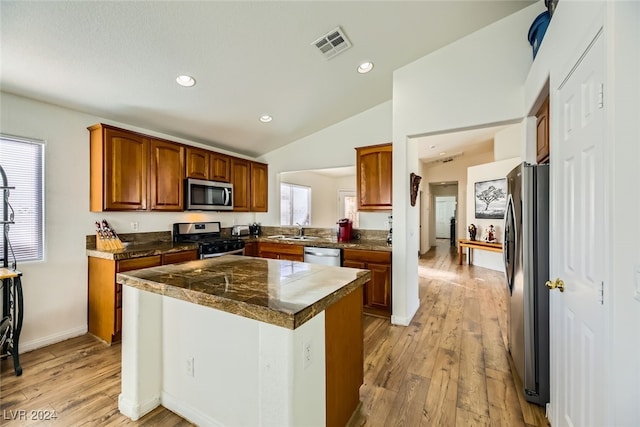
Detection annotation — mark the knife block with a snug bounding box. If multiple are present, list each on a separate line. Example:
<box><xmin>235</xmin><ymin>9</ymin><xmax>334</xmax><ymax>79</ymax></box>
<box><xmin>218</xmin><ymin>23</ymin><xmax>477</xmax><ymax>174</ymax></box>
<box><xmin>95</xmin><ymin>232</ymin><xmax>124</xmax><ymax>251</ymax></box>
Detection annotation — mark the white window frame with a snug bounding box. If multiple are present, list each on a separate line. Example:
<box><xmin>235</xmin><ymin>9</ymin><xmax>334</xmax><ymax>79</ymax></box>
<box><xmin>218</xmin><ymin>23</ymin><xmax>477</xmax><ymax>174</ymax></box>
<box><xmin>0</xmin><ymin>134</ymin><xmax>45</xmax><ymax>264</ymax></box>
<box><xmin>280</xmin><ymin>182</ymin><xmax>311</xmax><ymax>226</ymax></box>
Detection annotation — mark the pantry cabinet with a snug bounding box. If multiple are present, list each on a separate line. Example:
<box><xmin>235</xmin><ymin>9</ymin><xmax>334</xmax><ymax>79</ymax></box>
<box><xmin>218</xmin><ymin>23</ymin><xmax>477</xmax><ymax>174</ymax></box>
<box><xmin>88</xmin><ymin>249</ymin><xmax>198</xmax><ymax>344</ymax></box>
<box><xmin>343</xmin><ymin>248</ymin><xmax>391</xmax><ymax>317</ymax></box>
<box><xmin>356</xmin><ymin>143</ymin><xmax>392</xmax><ymax>211</ymax></box>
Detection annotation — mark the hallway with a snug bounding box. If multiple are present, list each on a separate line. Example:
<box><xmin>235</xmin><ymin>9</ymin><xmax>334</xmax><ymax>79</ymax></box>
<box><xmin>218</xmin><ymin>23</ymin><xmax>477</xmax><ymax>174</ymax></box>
<box><xmin>349</xmin><ymin>239</ymin><xmax>548</xmax><ymax>426</ymax></box>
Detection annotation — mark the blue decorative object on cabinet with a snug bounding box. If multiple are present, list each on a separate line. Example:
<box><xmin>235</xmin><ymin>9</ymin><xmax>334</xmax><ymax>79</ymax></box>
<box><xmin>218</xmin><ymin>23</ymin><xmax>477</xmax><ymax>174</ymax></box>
<box><xmin>528</xmin><ymin>11</ymin><xmax>551</xmax><ymax>58</ymax></box>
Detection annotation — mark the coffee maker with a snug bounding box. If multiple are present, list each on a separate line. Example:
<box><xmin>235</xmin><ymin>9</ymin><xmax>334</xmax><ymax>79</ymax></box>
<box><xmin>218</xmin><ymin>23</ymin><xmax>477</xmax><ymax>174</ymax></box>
<box><xmin>249</xmin><ymin>222</ymin><xmax>261</xmax><ymax>237</ymax></box>
<box><xmin>337</xmin><ymin>218</ymin><xmax>353</xmax><ymax>242</ymax></box>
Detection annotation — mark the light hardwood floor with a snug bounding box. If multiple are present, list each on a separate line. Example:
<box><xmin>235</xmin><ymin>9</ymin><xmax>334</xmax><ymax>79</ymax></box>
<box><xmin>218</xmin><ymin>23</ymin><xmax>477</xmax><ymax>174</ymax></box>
<box><xmin>1</xmin><ymin>240</ymin><xmax>547</xmax><ymax>426</ymax></box>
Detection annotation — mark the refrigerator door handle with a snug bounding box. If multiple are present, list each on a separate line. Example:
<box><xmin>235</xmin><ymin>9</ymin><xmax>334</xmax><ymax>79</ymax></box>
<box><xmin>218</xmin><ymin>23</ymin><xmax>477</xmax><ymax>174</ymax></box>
<box><xmin>504</xmin><ymin>194</ymin><xmax>517</xmax><ymax>295</ymax></box>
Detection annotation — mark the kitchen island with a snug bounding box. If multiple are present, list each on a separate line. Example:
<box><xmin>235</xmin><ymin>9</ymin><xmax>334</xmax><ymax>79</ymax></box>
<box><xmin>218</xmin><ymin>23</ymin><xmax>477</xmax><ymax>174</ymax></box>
<box><xmin>116</xmin><ymin>255</ymin><xmax>370</xmax><ymax>427</ymax></box>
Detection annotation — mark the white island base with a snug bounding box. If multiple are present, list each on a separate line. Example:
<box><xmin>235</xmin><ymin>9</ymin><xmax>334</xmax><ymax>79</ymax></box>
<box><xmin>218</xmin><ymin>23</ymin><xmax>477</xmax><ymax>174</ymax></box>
<box><xmin>118</xmin><ymin>282</ymin><xmax>363</xmax><ymax>426</ymax></box>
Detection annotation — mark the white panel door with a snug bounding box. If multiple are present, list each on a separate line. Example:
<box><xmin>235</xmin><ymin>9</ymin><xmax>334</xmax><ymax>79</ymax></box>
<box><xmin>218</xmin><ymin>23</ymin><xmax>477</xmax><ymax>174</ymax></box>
<box><xmin>435</xmin><ymin>196</ymin><xmax>456</xmax><ymax>238</ymax></box>
<box><xmin>551</xmin><ymin>30</ymin><xmax>608</xmax><ymax>427</ymax></box>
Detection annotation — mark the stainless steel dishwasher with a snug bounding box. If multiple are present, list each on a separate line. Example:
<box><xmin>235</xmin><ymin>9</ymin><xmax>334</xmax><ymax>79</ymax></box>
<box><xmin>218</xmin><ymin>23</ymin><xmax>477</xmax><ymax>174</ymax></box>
<box><xmin>303</xmin><ymin>247</ymin><xmax>341</xmax><ymax>266</ymax></box>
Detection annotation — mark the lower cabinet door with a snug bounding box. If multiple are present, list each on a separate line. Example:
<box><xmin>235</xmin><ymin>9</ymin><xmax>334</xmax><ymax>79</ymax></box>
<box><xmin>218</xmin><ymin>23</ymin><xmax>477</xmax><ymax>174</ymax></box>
<box><xmin>366</xmin><ymin>262</ymin><xmax>392</xmax><ymax>313</ymax></box>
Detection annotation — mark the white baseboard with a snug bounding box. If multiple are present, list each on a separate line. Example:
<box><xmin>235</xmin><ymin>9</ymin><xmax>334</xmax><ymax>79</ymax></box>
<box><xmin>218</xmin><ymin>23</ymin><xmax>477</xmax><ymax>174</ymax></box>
<box><xmin>162</xmin><ymin>391</ymin><xmax>223</xmax><ymax>427</ymax></box>
<box><xmin>20</xmin><ymin>326</ymin><xmax>87</xmax><ymax>353</ymax></box>
<box><xmin>391</xmin><ymin>301</ymin><xmax>419</xmax><ymax>326</ymax></box>
<box><xmin>118</xmin><ymin>393</ymin><xmax>160</xmax><ymax>421</ymax></box>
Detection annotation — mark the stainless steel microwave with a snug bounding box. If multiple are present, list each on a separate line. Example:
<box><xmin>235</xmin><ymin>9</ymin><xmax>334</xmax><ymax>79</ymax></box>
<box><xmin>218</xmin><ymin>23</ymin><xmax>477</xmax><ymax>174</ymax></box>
<box><xmin>184</xmin><ymin>178</ymin><xmax>233</xmax><ymax>211</ymax></box>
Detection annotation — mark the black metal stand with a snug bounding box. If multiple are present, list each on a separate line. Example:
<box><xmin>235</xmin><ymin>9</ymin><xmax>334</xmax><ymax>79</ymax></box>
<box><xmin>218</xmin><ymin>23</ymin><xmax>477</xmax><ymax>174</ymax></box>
<box><xmin>1</xmin><ymin>272</ymin><xmax>23</xmax><ymax>375</ymax></box>
<box><xmin>1</xmin><ymin>164</ymin><xmax>23</xmax><ymax>376</ymax></box>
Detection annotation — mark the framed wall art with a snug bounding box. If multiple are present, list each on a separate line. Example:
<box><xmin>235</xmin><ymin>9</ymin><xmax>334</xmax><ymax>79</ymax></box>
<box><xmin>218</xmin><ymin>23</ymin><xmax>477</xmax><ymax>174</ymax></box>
<box><xmin>474</xmin><ymin>178</ymin><xmax>507</xmax><ymax>219</ymax></box>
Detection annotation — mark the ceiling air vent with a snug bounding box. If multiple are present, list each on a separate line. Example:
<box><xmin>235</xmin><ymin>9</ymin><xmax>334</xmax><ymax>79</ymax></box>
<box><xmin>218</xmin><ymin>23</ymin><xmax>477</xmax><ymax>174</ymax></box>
<box><xmin>311</xmin><ymin>27</ymin><xmax>352</xmax><ymax>60</ymax></box>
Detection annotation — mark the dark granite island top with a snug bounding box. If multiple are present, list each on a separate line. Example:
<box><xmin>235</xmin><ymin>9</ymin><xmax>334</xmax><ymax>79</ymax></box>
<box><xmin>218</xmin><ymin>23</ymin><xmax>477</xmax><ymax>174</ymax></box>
<box><xmin>116</xmin><ymin>255</ymin><xmax>371</xmax><ymax>329</ymax></box>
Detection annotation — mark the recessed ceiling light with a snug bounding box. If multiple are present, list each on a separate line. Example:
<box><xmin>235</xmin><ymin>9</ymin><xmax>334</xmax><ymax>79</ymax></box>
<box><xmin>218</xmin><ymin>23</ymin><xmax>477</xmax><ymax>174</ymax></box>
<box><xmin>259</xmin><ymin>115</ymin><xmax>273</xmax><ymax>123</ymax></box>
<box><xmin>439</xmin><ymin>151</ymin><xmax>447</xmax><ymax>156</ymax></box>
<box><xmin>176</xmin><ymin>75</ymin><xmax>196</xmax><ymax>87</ymax></box>
<box><xmin>357</xmin><ymin>61</ymin><xmax>374</xmax><ymax>74</ymax></box>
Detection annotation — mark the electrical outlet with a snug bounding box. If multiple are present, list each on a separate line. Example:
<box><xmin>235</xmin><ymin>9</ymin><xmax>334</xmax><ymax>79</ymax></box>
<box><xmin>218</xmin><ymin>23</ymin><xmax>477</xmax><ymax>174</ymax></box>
<box><xmin>131</xmin><ymin>221</ymin><xmax>139</xmax><ymax>231</ymax></box>
<box><xmin>186</xmin><ymin>357</ymin><xmax>194</xmax><ymax>377</ymax></box>
<box><xmin>303</xmin><ymin>341</ymin><xmax>312</xmax><ymax>369</ymax></box>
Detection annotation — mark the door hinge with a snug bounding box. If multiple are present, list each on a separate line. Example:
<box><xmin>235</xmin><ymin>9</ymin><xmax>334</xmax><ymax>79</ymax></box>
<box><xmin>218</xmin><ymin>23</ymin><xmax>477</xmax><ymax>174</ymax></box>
<box><xmin>597</xmin><ymin>83</ymin><xmax>604</xmax><ymax>109</ymax></box>
<box><xmin>600</xmin><ymin>281</ymin><xmax>604</xmax><ymax>305</ymax></box>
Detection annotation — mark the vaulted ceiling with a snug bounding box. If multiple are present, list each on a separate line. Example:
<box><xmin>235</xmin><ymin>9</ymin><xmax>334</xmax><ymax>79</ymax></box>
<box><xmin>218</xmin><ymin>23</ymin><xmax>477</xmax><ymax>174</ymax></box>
<box><xmin>1</xmin><ymin>1</ymin><xmax>533</xmax><ymax>157</ymax></box>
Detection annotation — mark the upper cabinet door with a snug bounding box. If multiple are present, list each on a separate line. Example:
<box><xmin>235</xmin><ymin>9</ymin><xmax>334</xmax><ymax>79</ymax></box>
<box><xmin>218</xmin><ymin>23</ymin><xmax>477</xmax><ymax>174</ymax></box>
<box><xmin>210</xmin><ymin>153</ymin><xmax>231</xmax><ymax>183</ymax></box>
<box><xmin>536</xmin><ymin>96</ymin><xmax>550</xmax><ymax>164</ymax></box>
<box><xmin>150</xmin><ymin>139</ymin><xmax>184</xmax><ymax>211</ymax></box>
<box><xmin>250</xmin><ymin>162</ymin><xmax>268</xmax><ymax>212</ymax></box>
<box><xmin>185</xmin><ymin>147</ymin><xmax>210</xmax><ymax>180</ymax></box>
<box><xmin>90</xmin><ymin>124</ymin><xmax>149</xmax><ymax>211</ymax></box>
<box><xmin>231</xmin><ymin>157</ymin><xmax>250</xmax><ymax>212</ymax></box>
<box><xmin>356</xmin><ymin>143</ymin><xmax>392</xmax><ymax>211</ymax></box>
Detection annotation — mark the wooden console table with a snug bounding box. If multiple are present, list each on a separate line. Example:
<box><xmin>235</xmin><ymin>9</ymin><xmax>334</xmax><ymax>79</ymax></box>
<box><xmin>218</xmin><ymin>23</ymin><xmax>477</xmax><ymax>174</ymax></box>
<box><xmin>458</xmin><ymin>239</ymin><xmax>502</xmax><ymax>265</ymax></box>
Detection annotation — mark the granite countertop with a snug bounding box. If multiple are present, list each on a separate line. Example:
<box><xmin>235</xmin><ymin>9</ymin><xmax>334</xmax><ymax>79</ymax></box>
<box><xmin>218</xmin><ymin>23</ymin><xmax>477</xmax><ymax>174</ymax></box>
<box><xmin>86</xmin><ymin>241</ymin><xmax>198</xmax><ymax>261</ymax></box>
<box><xmin>116</xmin><ymin>255</ymin><xmax>371</xmax><ymax>329</ymax></box>
<box><xmin>245</xmin><ymin>236</ymin><xmax>392</xmax><ymax>252</ymax></box>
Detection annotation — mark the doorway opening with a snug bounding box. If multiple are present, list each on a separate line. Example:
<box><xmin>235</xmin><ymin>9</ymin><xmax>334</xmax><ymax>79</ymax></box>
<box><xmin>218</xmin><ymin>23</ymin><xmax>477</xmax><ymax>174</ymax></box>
<box><xmin>428</xmin><ymin>182</ymin><xmax>458</xmax><ymax>249</ymax></box>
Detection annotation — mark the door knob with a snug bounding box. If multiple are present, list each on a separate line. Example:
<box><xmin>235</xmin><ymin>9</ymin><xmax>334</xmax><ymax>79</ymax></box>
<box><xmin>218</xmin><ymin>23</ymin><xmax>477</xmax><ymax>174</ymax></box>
<box><xmin>545</xmin><ymin>278</ymin><xmax>565</xmax><ymax>292</ymax></box>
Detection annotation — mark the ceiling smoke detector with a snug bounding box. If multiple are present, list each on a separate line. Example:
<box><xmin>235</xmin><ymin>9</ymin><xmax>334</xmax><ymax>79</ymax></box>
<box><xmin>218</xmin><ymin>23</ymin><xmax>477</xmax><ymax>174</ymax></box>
<box><xmin>311</xmin><ymin>26</ymin><xmax>352</xmax><ymax>60</ymax></box>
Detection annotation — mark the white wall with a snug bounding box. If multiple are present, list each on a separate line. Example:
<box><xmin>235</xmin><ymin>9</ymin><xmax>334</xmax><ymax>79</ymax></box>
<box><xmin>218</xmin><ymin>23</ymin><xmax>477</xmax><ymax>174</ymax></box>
<box><xmin>260</xmin><ymin>102</ymin><xmax>392</xmax><ymax>231</ymax></box>
<box><xmin>279</xmin><ymin>171</ymin><xmax>345</xmax><ymax>228</ymax></box>
<box><xmin>608</xmin><ymin>3</ymin><xmax>640</xmax><ymax>424</ymax></box>
<box><xmin>0</xmin><ymin>92</ymin><xmax>258</xmax><ymax>351</ymax></box>
<box><xmin>420</xmin><ymin>149</ymin><xmax>494</xmax><ymax>253</ymax></box>
<box><xmin>466</xmin><ymin>157</ymin><xmax>520</xmax><ymax>272</ymax></box>
<box><xmin>392</xmin><ymin>3</ymin><xmax>543</xmax><ymax>325</ymax></box>
<box><xmin>494</xmin><ymin>122</ymin><xmax>523</xmax><ymax>161</ymax></box>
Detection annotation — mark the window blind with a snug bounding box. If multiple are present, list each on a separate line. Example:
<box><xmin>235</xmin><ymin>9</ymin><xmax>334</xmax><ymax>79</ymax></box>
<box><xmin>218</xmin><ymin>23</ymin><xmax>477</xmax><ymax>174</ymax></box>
<box><xmin>0</xmin><ymin>135</ymin><xmax>44</xmax><ymax>263</ymax></box>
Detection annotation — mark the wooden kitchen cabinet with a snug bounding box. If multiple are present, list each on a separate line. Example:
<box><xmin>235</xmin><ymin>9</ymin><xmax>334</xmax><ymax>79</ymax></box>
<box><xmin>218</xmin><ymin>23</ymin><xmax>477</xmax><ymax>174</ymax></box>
<box><xmin>185</xmin><ymin>148</ymin><xmax>231</xmax><ymax>183</ymax></box>
<box><xmin>88</xmin><ymin>249</ymin><xmax>197</xmax><ymax>344</ymax></box>
<box><xmin>210</xmin><ymin>152</ymin><xmax>231</xmax><ymax>182</ymax></box>
<box><xmin>89</xmin><ymin>124</ymin><xmax>149</xmax><ymax>211</ymax></box>
<box><xmin>231</xmin><ymin>157</ymin><xmax>251</xmax><ymax>212</ymax></box>
<box><xmin>258</xmin><ymin>242</ymin><xmax>304</xmax><ymax>262</ymax></box>
<box><xmin>536</xmin><ymin>96</ymin><xmax>550</xmax><ymax>164</ymax></box>
<box><xmin>150</xmin><ymin>139</ymin><xmax>184</xmax><ymax>211</ymax></box>
<box><xmin>244</xmin><ymin>241</ymin><xmax>258</xmax><ymax>257</ymax></box>
<box><xmin>250</xmin><ymin>162</ymin><xmax>268</xmax><ymax>212</ymax></box>
<box><xmin>90</xmin><ymin>124</ymin><xmax>183</xmax><ymax>212</ymax></box>
<box><xmin>343</xmin><ymin>248</ymin><xmax>391</xmax><ymax>317</ymax></box>
<box><xmin>356</xmin><ymin>143</ymin><xmax>392</xmax><ymax>211</ymax></box>
<box><xmin>185</xmin><ymin>146</ymin><xmax>210</xmax><ymax>180</ymax></box>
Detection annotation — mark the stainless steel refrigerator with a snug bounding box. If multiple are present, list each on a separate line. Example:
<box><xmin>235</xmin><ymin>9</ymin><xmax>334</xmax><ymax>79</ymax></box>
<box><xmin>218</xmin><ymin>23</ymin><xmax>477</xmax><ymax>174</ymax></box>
<box><xmin>503</xmin><ymin>162</ymin><xmax>550</xmax><ymax>406</ymax></box>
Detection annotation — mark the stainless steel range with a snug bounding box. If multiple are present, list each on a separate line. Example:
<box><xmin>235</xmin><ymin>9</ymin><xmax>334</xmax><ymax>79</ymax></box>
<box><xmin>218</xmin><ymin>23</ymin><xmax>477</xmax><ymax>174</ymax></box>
<box><xmin>173</xmin><ymin>222</ymin><xmax>245</xmax><ymax>258</ymax></box>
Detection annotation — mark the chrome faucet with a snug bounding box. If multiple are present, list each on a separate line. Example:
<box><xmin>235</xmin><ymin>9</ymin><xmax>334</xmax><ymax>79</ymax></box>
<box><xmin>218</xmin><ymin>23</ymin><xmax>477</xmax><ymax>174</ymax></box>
<box><xmin>296</xmin><ymin>222</ymin><xmax>303</xmax><ymax>237</ymax></box>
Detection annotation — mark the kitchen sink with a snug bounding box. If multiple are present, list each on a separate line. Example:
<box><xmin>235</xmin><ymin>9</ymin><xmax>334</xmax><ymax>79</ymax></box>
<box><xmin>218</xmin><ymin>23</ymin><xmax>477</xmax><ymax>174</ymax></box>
<box><xmin>267</xmin><ymin>235</ymin><xmax>320</xmax><ymax>241</ymax></box>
